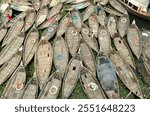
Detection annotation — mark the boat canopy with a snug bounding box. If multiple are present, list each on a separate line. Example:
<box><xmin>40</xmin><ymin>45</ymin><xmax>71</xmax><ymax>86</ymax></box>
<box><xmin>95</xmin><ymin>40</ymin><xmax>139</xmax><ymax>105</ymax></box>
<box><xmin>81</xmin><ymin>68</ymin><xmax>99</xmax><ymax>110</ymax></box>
<box><xmin>129</xmin><ymin>0</ymin><xmax>150</xmax><ymax>9</ymax></box>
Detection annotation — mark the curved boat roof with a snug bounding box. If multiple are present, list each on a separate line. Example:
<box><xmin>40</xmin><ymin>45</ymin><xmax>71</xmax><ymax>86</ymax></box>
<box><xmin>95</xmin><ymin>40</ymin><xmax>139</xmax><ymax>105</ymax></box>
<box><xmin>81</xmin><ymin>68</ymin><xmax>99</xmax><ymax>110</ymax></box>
<box><xmin>129</xmin><ymin>0</ymin><xmax>149</xmax><ymax>9</ymax></box>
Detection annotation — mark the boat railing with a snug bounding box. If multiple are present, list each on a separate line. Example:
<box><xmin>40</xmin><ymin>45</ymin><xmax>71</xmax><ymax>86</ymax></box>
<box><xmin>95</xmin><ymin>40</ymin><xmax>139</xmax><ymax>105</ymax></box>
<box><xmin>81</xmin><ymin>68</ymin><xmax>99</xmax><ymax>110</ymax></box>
<box><xmin>120</xmin><ymin>0</ymin><xmax>148</xmax><ymax>14</ymax></box>
<box><xmin>121</xmin><ymin>0</ymin><xmax>138</xmax><ymax>11</ymax></box>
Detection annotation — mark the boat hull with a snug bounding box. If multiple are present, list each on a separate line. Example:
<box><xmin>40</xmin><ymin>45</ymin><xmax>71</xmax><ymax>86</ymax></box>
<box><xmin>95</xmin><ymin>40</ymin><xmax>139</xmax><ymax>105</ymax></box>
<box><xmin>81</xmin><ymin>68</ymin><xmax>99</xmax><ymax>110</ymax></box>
<box><xmin>117</xmin><ymin>0</ymin><xmax>150</xmax><ymax>21</ymax></box>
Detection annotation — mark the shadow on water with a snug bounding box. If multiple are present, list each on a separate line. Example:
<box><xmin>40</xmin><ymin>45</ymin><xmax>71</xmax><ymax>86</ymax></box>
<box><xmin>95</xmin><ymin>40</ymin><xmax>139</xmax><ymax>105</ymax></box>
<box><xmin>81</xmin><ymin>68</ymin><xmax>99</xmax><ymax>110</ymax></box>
<box><xmin>129</xmin><ymin>13</ymin><xmax>150</xmax><ymax>29</ymax></box>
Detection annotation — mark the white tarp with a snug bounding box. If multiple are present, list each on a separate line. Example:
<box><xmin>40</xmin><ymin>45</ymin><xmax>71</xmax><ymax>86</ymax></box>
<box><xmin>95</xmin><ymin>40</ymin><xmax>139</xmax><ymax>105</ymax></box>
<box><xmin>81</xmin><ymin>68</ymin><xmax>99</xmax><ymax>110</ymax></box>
<box><xmin>129</xmin><ymin>0</ymin><xmax>149</xmax><ymax>9</ymax></box>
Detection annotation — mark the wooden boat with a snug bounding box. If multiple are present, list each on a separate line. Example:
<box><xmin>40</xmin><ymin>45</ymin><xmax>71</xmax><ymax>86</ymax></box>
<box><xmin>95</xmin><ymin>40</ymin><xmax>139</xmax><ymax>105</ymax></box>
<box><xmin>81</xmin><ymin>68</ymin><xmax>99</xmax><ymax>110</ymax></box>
<box><xmin>65</xmin><ymin>23</ymin><xmax>80</xmax><ymax>57</ymax></box>
<box><xmin>80</xmin><ymin>66</ymin><xmax>106</xmax><ymax>99</ymax></box>
<box><xmin>35</xmin><ymin>39</ymin><xmax>53</xmax><ymax>89</ymax></box>
<box><xmin>109</xmin><ymin>0</ymin><xmax>127</xmax><ymax>14</ymax></box>
<box><xmin>31</xmin><ymin>0</ymin><xmax>41</xmax><ymax>11</ymax></box>
<box><xmin>41</xmin><ymin>0</ymin><xmax>51</xmax><ymax>7</ymax></box>
<box><xmin>41</xmin><ymin>21</ymin><xmax>58</xmax><ymax>40</ymax></box>
<box><xmin>24</xmin><ymin>9</ymin><xmax>37</xmax><ymax>32</ymax></box>
<box><xmin>1</xmin><ymin>61</ymin><xmax>26</xmax><ymax>99</ymax></box>
<box><xmin>109</xmin><ymin>51</ymin><xmax>143</xmax><ymax>99</ymax></box>
<box><xmin>142</xmin><ymin>37</ymin><xmax>150</xmax><ymax>75</ymax></box>
<box><xmin>47</xmin><ymin>4</ymin><xmax>62</xmax><ymax>19</ymax></box>
<box><xmin>137</xmin><ymin>56</ymin><xmax>150</xmax><ymax>86</ymax></box>
<box><xmin>0</xmin><ymin>0</ymin><xmax>10</xmax><ymax>13</ymax></box>
<box><xmin>107</xmin><ymin>14</ymin><xmax>117</xmax><ymax>38</ymax></box>
<box><xmin>113</xmin><ymin>34</ymin><xmax>135</xmax><ymax>69</ymax></box>
<box><xmin>49</xmin><ymin>0</ymin><xmax>60</xmax><ymax>7</ymax></box>
<box><xmin>0</xmin><ymin>32</ymin><xmax>25</xmax><ymax>66</ymax></box>
<box><xmin>142</xmin><ymin>34</ymin><xmax>150</xmax><ymax>59</ymax></box>
<box><xmin>6</xmin><ymin>11</ymin><xmax>27</xmax><ymax>28</ymax></box>
<box><xmin>0</xmin><ymin>48</ymin><xmax>22</xmax><ymax>86</ymax></box>
<box><xmin>0</xmin><ymin>26</ymin><xmax>7</xmax><ymax>43</ymax></box>
<box><xmin>57</xmin><ymin>13</ymin><xmax>70</xmax><ymax>36</ymax></box>
<box><xmin>2</xmin><ymin>16</ymin><xmax>25</xmax><ymax>47</ymax></box>
<box><xmin>117</xmin><ymin>14</ymin><xmax>130</xmax><ymax>37</ymax></box>
<box><xmin>95</xmin><ymin>3</ymin><xmax>107</xmax><ymax>26</ymax></box>
<box><xmin>63</xmin><ymin>0</ymin><xmax>75</xmax><ymax>4</ymax></box>
<box><xmin>20</xmin><ymin>73</ymin><xmax>39</xmax><ymax>99</ymax></box>
<box><xmin>98</xmin><ymin>25</ymin><xmax>111</xmax><ymax>55</ymax></box>
<box><xmin>71</xmin><ymin>8</ymin><xmax>82</xmax><ymax>31</ymax></box>
<box><xmin>81</xmin><ymin>24</ymin><xmax>99</xmax><ymax>52</ymax></box>
<box><xmin>82</xmin><ymin>4</ymin><xmax>95</xmax><ymax>22</ymax></box>
<box><xmin>88</xmin><ymin>14</ymin><xmax>98</xmax><ymax>38</ymax></box>
<box><xmin>74</xmin><ymin>0</ymin><xmax>87</xmax><ymax>3</ymax></box>
<box><xmin>96</xmin><ymin>51</ymin><xmax>119</xmax><ymax>99</ymax></box>
<box><xmin>94</xmin><ymin>0</ymin><xmax>108</xmax><ymax>5</ymax></box>
<box><xmin>127</xmin><ymin>20</ymin><xmax>142</xmax><ymax>59</ymax></box>
<box><xmin>23</xmin><ymin>26</ymin><xmax>39</xmax><ymax>67</ymax></box>
<box><xmin>53</xmin><ymin>36</ymin><xmax>69</xmax><ymax>77</ymax></box>
<box><xmin>104</xmin><ymin>6</ymin><xmax>123</xmax><ymax>16</ymax></box>
<box><xmin>142</xmin><ymin>37</ymin><xmax>150</xmax><ymax>56</ymax></box>
<box><xmin>66</xmin><ymin>1</ymin><xmax>91</xmax><ymax>11</ymax></box>
<box><xmin>143</xmin><ymin>59</ymin><xmax>150</xmax><ymax>76</ymax></box>
<box><xmin>1</xmin><ymin>6</ymin><xmax>12</xmax><ymax>25</ymax></box>
<box><xmin>35</xmin><ymin>6</ymin><xmax>48</xmax><ymax>27</ymax></box>
<box><xmin>39</xmin><ymin>13</ymin><xmax>62</xmax><ymax>29</ymax></box>
<box><xmin>62</xmin><ymin>52</ymin><xmax>81</xmax><ymax>99</ymax></box>
<box><xmin>38</xmin><ymin>72</ymin><xmax>62</xmax><ymax>99</ymax></box>
<box><xmin>0</xmin><ymin>0</ymin><xmax>9</xmax><ymax>4</ymax></box>
<box><xmin>117</xmin><ymin>0</ymin><xmax>150</xmax><ymax>21</ymax></box>
<box><xmin>80</xmin><ymin>40</ymin><xmax>96</xmax><ymax>76</ymax></box>
<box><xmin>10</xmin><ymin>4</ymin><xmax>31</xmax><ymax>12</ymax></box>
<box><xmin>9</xmin><ymin>0</ymin><xmax>32</xmax><ymax>6</ymax></box>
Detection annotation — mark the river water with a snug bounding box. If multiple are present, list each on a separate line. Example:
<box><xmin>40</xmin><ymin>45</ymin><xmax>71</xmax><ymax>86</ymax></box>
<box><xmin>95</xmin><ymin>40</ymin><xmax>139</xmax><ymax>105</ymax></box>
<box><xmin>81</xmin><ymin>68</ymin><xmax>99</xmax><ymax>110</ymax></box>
<box><xmin>129</xmin><ymin>13</ymin><xmax>150</xmax><ymax>29</ymax></box>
